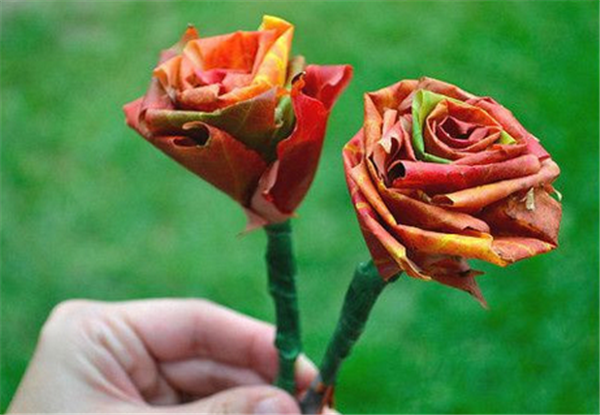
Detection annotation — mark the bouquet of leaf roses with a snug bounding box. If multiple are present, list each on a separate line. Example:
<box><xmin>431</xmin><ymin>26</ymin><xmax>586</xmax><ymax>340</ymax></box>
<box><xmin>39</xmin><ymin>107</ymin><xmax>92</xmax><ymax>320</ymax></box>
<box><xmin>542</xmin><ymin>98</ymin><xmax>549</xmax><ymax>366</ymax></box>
<box><xmin>125</xmin><ymin>15</ymin><xmax>561</xmax><ymax>414</ymax></box>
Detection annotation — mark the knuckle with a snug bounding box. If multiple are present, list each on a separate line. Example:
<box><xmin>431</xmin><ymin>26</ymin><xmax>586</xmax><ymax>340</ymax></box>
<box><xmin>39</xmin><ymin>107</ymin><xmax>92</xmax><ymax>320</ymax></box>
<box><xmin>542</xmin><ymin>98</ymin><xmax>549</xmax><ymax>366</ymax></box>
<box><xmin>41</xmin><ymin>299</ymin><xmax>103</xmax><ymax>338</ymax></box>
<box><xmin>50</xmin><ymin>299</ymin><xmax>92</xmax><ymax>315</ymax></box>
<box><xmin>47</xmin><ymin>299</ymin><xmax>96</xmax><ymax>322</ymax></box>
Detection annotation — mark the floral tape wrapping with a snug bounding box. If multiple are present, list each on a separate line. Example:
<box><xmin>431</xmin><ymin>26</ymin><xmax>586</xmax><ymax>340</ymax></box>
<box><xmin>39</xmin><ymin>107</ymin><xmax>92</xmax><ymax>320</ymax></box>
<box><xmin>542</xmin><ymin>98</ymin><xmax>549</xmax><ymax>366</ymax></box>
<box><xmin>265</xmin><ymin>220</ymin><xmax>301</xmax><ymax>393</ymax></box>
<box><xmin>301</xmin><ymin>261</ymin><xmax>393</xmax><ymax>413</ymax></box>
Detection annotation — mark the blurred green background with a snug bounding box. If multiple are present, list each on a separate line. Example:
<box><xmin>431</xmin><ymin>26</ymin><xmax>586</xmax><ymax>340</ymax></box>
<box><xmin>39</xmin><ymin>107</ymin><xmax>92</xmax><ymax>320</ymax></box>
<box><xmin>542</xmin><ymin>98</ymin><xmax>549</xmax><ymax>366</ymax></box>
<box><xmin>2</xmin><ymin>1</ymin><xmax>598</xmax><ymax>413</ymax></box>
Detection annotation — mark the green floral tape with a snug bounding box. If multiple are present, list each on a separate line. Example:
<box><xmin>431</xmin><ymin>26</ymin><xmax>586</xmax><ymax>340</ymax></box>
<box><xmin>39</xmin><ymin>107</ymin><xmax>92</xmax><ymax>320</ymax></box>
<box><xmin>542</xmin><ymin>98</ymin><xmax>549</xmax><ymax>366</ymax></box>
<box><xmin>301</xmin><ymin>260</ymin><xmax>398</xmax><ymax>413</ymax></box>
<box><xmin>319</xmin><ymin>260</ymin><xmax>390</xmax><ymax>385</ymax></box>
<box><xmin>265</xmin><ymin>220</ymin><xmax>302</xmax><ymax>394</ymax></box>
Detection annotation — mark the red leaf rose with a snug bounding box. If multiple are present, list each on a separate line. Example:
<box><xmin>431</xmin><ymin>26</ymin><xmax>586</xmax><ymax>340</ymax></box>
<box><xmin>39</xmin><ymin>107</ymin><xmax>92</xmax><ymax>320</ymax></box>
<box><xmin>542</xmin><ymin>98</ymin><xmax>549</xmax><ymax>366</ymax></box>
<box><xmin>124</xmin><ymin>16</ymin><xmax>352</xmax><ymax>228</ymax></box>
<box><xmin>343</xmin><ymin>77</ymin><xmax>562</xmax><ymax>306</ymax></box>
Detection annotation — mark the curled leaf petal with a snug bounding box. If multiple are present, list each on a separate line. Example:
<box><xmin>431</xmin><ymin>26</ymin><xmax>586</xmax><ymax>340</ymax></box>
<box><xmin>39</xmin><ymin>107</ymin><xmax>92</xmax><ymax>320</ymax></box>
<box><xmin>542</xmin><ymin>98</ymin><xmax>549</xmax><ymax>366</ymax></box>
<box><xmin>250</xmin><ymin>65</ymin><xmax>353</xmax><ymax>222</ymax></box>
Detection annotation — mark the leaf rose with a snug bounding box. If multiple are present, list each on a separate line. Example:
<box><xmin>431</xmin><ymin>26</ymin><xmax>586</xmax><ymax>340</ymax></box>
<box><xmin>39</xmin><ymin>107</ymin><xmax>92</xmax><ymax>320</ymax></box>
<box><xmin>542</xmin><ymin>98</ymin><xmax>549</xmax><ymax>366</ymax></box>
<box><xmin>343</xmin><ymin>77</ymin><xmax>562</xmax><ymax>306</ymax></box>
<box><xmin>124</xmin><ymin>16</ymin><xmax>352</xmax><ymax>228</ymax></box>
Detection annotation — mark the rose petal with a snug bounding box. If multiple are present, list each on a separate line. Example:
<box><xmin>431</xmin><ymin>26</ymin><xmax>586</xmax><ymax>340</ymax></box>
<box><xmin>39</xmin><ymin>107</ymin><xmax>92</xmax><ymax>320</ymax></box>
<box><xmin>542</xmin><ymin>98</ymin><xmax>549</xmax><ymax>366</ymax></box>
<box><xmin>350</xmin><ymin>160</ymin><xmax>398</xmax><ymax>227</ymax></box>
<box><xmin>431</xmin><ymin>159</ymin><xmax>560</xmax><ymax>212</ymax></box>
<box><xmin>411</xmin><ymin>252</ymin><xmax>487</xmax><ymax>307</ymax></box>
<box><xmin>144</xmin><ymin>88</ymin><xmax>279</xmax><ymax>159</ymax></box>
<box><xmin>371</xmin><ymin>116</ymin><xmax>417</xmax><ymax>183</ymax></box>
<box><xmin>123</xmin><ymin>78</ymin><xmax>174</xmax><ymax>138</ymax></box>
<box><xmin>391</xmin><ymin>222</ymin><xmax>553</xmax><ymax>269</ymax></box>
<box><xmin>430</xmin><ymin>271</ymin><xmax>488</xmax><ymax>308</ymax></box>
<box><xmin>388</xmin><ymin>224</ymin><xmax>509</xmax><ymax>266</ymax></box>
<box><xmin>343</xmin><ymin>133</ymin><xmax>427</xmax><ymax>280</ymax></box>
<box><xmin>159</xmin><ymin>25</ymin><xmax>199</xmax><ymax>64</ymax></box>
<box><xmin>152</xmin><ymin>26</ymin><xmax>200</xmax><ymax>95</ymax></box>
<box><xmin>362</xmin><ymin>151</ymin><xmax>493</xmax><ymax>239</ymax></box>
<box><xmin>153</xmin><ymin>25</ymin><xmax>204</xmax><ymax>97</ymax></box>
<box><xmin>184</xmin><ymin>31</ymin><xmax>270</xmax><ymax>73</ymax></box>
<box><xmin>480</xmin><ymin>188</ymin><xmax>562</xmax><ymax>245</ymax></box>
<box><xmin>423</xmin><ymin>99</ymin><xmax>504</xmax><ymax>159</ymax></box>
<box><xmin>363</xmin><ymin>80</ymin><xmax>419</xmax><ymax>154</ymax></box>
<box><xmin>250</xmin><ymin>65</ymin><xmax>353</xmax><ymax>221</ymax></box>
<box><xmin>491</xmin><ymin>236</ymin><xmax>555</xmax><ymax>263</ymax></box>
<box><xmin>436</xmin><ymin>118</ymin><xmax>496</xmax><ymax>148</ymax></box>
<box><xmin>123</xmin><ymin>98</ymin><xmax>144</xmax><ymax>136</ymax></box>
<box><xmin>177</xmin><ymin>84</ymin><xmax>221</xmax><ymax>111</ymax></box>
<box><xmin>391</xmin><ymin>154</ymin><xmax>542</xmax><ymax>194</ymax></box>
<box><xmin>301</xmin><ymin>64</ymin><xmax>354</xmax><ymax>111</ymax></box>
<box><xmin>368</xmin><ymin>79</ymin><xmax>418</xmax><ymax>115</ymax></box>
<box><xmin>194</xmin><ymin>68</ymin><xmax>229</xmax><ymax>86</ymax></box>
<box><xmin>378</xmin><ymin>188</ymin><xmax>491</xmax><ymax>234</ymax></box>
<box><xmin>452</xmin><ymin>143</ymin><xmax>528</xmax><ymax>166</ymax></box>
<box><xmin>154</xmin><ymin>56</ymin><xmax>184</xmax><ymax>98</ymax></box>
<box><xmin>216</xmin><ymin>83</ymin><xmax>275</xmax><ymax>110</ymax></box>
<box><xmin>147</xmin><ymin>122</ymin><xmax>267</xmax><ymax>205</ymax></box>
<box><xmin>154</xmin><ymin>16</ymin><xmax>293</xmax><ymax>111</ymax></box>
<box><xmin>220</xmin><ymin>16</ymin><xmax>293</xmax><ymax>106</ymax></box>
<box><xmin>468</xmin><ymin>96</ymin><xmax>550</xmax><ymax>159</ymax></box>
<box><xmin>411</xmin><ymin>89</ymin><xmax>455</xmax><ymax>164</ymax></box>
<box><xmin>367</xmin><ymin>144</ymin><xmax>492</xmax><ymax>237</ymax></box>
<box><xmin>415</xmin><ymin>77</ymin><xmax>475</xmax><ymax>101</ymax></box>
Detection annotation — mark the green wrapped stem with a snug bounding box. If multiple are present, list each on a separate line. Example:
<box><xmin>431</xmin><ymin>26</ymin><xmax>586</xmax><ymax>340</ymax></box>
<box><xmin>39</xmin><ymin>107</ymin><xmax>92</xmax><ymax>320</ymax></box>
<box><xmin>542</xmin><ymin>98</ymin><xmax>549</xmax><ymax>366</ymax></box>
<box><xmin>265</xmin><ymin>220</ymin><xmax>301</xmax><ymax>394</ymax></box>
<box><xmin>300</xmin><ymin>260</ymin><xmax>397</xmax><ymax>413</ymax></box>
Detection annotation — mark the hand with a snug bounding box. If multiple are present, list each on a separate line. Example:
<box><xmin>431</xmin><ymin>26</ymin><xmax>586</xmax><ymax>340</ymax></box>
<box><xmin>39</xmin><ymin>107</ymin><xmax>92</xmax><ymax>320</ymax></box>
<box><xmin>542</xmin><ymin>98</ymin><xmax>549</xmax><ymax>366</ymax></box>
<box><xmin>8</xmin><ymin>299</ymin><xmax>317</xmax><ymax>413</ymax></box>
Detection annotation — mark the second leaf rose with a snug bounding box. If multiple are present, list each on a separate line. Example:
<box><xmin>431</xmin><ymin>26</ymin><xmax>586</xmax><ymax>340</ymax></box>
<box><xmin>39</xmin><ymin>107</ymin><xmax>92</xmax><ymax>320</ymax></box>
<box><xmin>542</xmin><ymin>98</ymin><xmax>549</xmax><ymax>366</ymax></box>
<box><xmin>344</xmin><ymin>77</ymin><xmax>562</xmax><ymax>306</ymax></box>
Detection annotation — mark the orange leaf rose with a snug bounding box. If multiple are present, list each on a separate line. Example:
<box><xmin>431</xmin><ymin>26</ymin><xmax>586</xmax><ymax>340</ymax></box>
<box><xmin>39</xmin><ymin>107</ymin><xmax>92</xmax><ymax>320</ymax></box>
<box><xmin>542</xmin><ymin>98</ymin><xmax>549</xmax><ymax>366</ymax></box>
<box><xmin>124</xmin><ymin>16</ymin><xmax>352</xmax><ymax>228</ymax></box>
<box><xmin>343</xmin><ymin>77</ymin><xmax>562</xmax><ymax>306</ymax></box>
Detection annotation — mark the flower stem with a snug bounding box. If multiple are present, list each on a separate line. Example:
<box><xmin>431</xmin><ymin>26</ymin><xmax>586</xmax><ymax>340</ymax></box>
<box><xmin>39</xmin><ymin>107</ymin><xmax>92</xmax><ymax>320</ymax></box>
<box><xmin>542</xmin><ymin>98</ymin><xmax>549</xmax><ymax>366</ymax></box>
<box><xmin>300</xmin><ymin>260</ymin><xmax>398</xmax><ymax>413</ymax></box>
<box><xmin>265</xmin><ymin>220</ymin><xmax>301</xmax><ymax>394</ymax></box>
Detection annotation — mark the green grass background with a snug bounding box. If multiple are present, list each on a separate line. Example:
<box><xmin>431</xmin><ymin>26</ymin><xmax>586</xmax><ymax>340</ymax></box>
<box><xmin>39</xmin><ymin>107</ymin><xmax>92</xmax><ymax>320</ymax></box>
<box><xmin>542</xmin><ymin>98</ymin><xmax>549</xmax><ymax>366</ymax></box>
<box><xmin>2</xmin><ymin>1</ymin><xmax>598</xmax><ymax>413</ymax></box>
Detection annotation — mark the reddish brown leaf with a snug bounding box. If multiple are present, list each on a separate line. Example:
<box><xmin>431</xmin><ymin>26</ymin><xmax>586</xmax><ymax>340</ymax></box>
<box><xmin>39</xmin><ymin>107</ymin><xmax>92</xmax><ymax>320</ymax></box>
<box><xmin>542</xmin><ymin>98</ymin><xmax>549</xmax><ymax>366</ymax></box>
<box><xmin>391</xmin><ymin>155</ymin><xmax>541</xmax><ymax>194</ymax></box>
<box><xmin>431</xmin><ymin>159</ymin><xmax>560</xmax><ymax>212</ymax></box>
<box><xmin>148</xmin><ymin>123</ymin><xmax>267</xmax><ymax>205</ymax></box>
<box><xmin>480</xmin><ymin>188</ymin><xmax>562</xmax><ymax>245</ymax></box>
<box><xmin>250</xmin><ymin>65</ymin><xmax>352</xmax><ymax>220</ymax></box>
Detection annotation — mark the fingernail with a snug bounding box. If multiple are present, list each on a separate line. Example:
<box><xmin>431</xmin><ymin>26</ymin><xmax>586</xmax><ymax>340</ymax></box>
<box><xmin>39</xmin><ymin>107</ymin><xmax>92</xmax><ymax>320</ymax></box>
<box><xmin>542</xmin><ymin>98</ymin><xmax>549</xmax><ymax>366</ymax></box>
<box><xmin>296</xmin><ymin>354</ymin><xmax>317</xmax><ymax>372</ymax></box>
<box><xmin>253</xmin><ymin>396</ymin><xmax>286</xmax><ymax>414</ymax></box>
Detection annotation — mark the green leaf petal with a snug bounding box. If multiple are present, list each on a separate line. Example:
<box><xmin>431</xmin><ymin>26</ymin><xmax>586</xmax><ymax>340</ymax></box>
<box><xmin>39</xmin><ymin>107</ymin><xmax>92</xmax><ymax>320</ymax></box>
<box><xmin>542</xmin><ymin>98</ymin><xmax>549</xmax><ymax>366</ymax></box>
<box><xmin>273</xmin><ymin>95</ymin><xmax>295</xmax><ymax>145</ymax></box>
<box><xmin>146</xmin><ymin>88</ymin><xmax>280</xmax><ymax>159</ymax></box>
<box><xmin>411</xmin><ymin>89</ymin><xmax>455</xmax><ymax>164</ymax></box>
<box><xmin>497</xmin><ymin>130</ymin><xmax>517</xmax><ymax>145</ymax></box>
<box><xmin>267</xmin><ymin>55</ymin><xmax>307</xmax><ymax>155</ymax></box>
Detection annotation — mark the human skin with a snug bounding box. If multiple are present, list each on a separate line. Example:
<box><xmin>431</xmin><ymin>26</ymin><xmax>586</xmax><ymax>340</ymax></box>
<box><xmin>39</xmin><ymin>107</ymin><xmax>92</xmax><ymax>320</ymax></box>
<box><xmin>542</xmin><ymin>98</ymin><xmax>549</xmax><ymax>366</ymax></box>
<box><xmin>7</xmin><ymin>299</ymin><xmax>319</xmax><ymax>413</ymax></box>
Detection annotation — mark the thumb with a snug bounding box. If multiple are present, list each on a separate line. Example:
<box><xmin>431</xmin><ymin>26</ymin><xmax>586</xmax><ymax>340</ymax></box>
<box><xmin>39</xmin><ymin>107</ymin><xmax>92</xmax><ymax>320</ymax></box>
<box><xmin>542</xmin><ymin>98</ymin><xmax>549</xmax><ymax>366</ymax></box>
<box><xmin>160</xmin><ymin>385</ymin><xmax>301</xmax><ymax>414</ymax></box>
